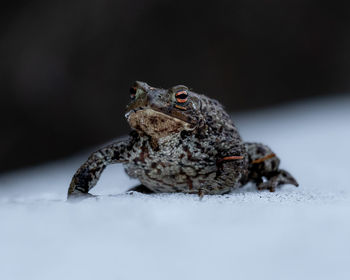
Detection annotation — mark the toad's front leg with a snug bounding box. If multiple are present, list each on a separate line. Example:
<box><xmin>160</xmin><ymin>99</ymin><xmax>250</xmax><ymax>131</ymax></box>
<box><xmin>67</xmin><ymin>140</ymin><xmax>130</xmax><ymax>199</ymax></box>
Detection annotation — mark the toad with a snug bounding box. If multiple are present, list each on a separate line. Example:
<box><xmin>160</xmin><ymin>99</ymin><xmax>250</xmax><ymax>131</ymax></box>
<box><xmin>68</xmin><ymin>81</ymin><xmax>298</xmax><ymax>199</ymax></box>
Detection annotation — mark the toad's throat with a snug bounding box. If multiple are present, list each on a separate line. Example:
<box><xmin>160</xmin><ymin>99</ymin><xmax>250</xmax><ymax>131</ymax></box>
<box><xmin>126</xmin><ymin>108</ymin><xmax>194</xmax><ymax>138</ymax></box>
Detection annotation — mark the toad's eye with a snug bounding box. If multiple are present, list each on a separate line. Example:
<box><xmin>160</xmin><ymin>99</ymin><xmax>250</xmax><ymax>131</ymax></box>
<box><xmin>129</xmin><ymin>87</ymin><xmax>137</xmax><ymax>99</ymax></box>
<box><xmin>175</xmin><ymin>90</ymin><xmax>188</xmax><ymax>103</ymax></box>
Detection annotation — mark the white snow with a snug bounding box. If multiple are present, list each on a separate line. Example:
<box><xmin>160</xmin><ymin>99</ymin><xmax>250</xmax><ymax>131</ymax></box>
<box><xmin>1</xmin><ymin>96</ymin><xmax>350</xmax><ymax>280</ymax></box>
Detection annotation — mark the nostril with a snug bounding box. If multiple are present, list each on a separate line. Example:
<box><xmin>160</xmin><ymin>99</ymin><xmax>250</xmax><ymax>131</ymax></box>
<box><xmin>130</xmin><ymin>87</ymin><xmax>137</xmax><ymax>99</ymax></box>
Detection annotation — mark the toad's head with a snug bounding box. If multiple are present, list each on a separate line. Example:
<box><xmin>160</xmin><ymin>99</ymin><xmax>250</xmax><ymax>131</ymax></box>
<box><xmin>125</xmin><ymin>81</ymin><xmax>204</xmax><ymax>139</ymax></box>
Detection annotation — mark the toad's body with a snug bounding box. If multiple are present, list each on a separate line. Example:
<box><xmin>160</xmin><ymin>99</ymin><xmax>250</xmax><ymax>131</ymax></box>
<box><xmin>68</xmin><ymin>82</ymin><xmax>298</xmax><ymax>198</ymax></box>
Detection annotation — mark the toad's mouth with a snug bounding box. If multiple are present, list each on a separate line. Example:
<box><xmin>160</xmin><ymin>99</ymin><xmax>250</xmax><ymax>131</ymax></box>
<box><xmin>125</xmin><ymin>108</ymin><xmax>195</xmax><ymax>138</ymax></box>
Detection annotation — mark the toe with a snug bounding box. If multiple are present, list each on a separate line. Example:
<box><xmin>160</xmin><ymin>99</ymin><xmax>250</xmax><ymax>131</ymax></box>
<box><xmin>280</xmin><ymin>170</ymin><xmax>299</xmax><ymax>187</ymax></box>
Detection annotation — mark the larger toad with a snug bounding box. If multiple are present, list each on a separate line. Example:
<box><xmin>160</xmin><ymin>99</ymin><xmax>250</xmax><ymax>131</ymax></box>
<box><xmin>68</xmin><ymin>81</ymin><xmax>298</xmax><ymax>199</ymax></box>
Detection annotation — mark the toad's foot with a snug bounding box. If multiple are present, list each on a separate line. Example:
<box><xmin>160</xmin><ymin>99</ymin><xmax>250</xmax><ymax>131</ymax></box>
<box><xmin>257</xmin><ymin>169</ymin><xmax>299</xmax><ymax>192</ymax></box>
<box><xmin>126</xmin><ymin>184</ymin><xmax>155</xmax><ymax>194</ymax></box>
<box><xmin>66</xmin><ymin>192</ymin><xmax>98</xmax><ymax>202</ymax></box>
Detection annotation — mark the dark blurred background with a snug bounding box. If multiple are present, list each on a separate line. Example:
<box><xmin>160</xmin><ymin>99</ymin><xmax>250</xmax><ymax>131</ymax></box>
<box><xmin>1</xmin><ymin>0</ymin><xmax>350</xmax><ymax>173</ymax></box>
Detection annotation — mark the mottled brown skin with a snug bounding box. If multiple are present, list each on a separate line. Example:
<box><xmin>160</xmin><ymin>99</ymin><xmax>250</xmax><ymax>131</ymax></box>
<box><xmin>68</xmin><ymin>81</ymin><xmax>298</xmax><ymax>199</ymax></box>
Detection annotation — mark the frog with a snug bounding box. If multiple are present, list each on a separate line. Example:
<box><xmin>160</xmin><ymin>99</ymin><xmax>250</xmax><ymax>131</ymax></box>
<box><xmin>67</xmin><ymin>81</ymin><xmax>298</xmax><ymax>199</ymax></box>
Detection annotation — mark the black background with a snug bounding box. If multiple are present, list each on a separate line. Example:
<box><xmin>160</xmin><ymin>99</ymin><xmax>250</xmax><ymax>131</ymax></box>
<box><xmin>1</xmin><ymin>0</ymin><xmax>350</xmax><ymax>173</ymax></box>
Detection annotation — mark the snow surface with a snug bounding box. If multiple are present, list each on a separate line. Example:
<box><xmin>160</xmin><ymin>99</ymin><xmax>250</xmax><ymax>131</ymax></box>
<box><xmin>1</xmin><ymin>96</ymin><xmax>350</xmax><ymax>280</ymax></box>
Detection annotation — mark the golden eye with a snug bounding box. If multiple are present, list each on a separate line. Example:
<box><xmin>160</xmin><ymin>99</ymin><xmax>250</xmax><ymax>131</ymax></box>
<box><xmin>175</xmin><ymin>90</ymin><xmax>188</xmax><ymax>103</ymax></box>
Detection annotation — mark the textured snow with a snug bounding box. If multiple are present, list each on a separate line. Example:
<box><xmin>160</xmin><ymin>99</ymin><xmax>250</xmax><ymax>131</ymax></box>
<box><xmin>1</xmin><ymin>96</ymin><xmax>350</xmax><ymax>280</ymax></box>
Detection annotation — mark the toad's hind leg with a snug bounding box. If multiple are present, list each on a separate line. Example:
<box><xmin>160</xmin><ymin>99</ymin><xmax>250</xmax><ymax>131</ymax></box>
<box><xmin>245</xmin><ymin>142</ymin><xmax>298</xmax><ymax>192</ymax></box>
